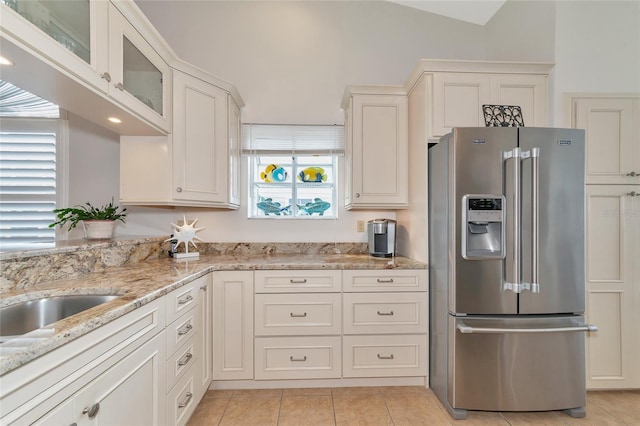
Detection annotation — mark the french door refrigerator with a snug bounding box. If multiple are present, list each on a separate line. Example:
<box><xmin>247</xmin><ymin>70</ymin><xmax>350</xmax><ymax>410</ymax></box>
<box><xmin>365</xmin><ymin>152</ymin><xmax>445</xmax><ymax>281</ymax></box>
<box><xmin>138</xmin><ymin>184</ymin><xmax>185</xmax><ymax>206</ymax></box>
<box><xmin>428</xmin><ymin>127</ymin><xmax>597</xmax><ymax>420</ymax></box>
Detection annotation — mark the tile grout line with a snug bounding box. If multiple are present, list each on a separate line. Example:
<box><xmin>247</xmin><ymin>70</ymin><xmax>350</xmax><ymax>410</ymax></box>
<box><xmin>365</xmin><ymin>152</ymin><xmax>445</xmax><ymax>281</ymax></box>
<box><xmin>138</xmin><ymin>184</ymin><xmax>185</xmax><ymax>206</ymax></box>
<box><xmin>215</xmin><ymin>396</ymin><xmax>232</xmax><ymax>426</ymax></box>
<box><xmin>330</xmin><ymin>389</ymin><xmax>338</xmax><ymax>426</ymax></box>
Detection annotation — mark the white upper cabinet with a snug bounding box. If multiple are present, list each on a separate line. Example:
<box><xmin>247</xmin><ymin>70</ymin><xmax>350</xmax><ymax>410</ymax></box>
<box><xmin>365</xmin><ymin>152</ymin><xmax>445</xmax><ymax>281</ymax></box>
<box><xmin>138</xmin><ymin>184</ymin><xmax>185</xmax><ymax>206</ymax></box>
<box><xmin>172</xmin><ymin>69</ymin><xmax>229</xmax><ymax>205</ymax></box>
<box><xmin>432</xmin><ymin>73</ymin><xmax>492</xmax><ymax>136</ymax></box>
<box><xmin>570</xmin><ymin>96</ymin><xmax>640</xmax><ymax>185</ymax></box>
<box><xmin>0</xmin><ymin>0</ymin><xmax>109</xmax><ymax>92</ymax></box>
<box><xmin>107</xmin><ymin>2</ymin><xmax>171</xmax><ymax>132</ymax></box>
<box><xmin>405</xmin><ymin>60</ymin><xmax>553</xmax><ymax>142</ymax></box>
<box><xmin>342</xmin><ymin>86</ymin><xmax>409</xmax><ymax>210</ymax></box>
<box><xmin>120</xmin><ymin>67</ymin><xmax>243</xmax><ymax>208</ymax></box>
<box><xmin>0</xmin><ymin>0</ymin><xmax>172</xmax><ymax>134</ymax></box>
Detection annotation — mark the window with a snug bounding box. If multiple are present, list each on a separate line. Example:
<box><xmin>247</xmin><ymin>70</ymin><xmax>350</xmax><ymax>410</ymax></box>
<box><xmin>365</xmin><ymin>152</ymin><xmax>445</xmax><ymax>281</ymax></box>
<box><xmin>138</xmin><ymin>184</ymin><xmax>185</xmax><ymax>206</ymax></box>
<box><xmin>0</xmin><ymin>81</ymin><xmax>64</xmax><ymax>251</ymax></box>
<box><xmin>243</xmin><ymin>124</ymin><xmax>343</xmax><ymax>219</ymax></box>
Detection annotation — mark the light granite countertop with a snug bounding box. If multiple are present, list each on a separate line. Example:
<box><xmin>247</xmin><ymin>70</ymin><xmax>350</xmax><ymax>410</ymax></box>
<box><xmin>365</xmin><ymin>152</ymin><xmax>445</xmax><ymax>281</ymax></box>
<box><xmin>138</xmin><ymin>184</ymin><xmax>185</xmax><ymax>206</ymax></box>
<box><xmin>0</xmin><ymin>253</ymin><xmax>426</xmax><ymax>376</ymax></box>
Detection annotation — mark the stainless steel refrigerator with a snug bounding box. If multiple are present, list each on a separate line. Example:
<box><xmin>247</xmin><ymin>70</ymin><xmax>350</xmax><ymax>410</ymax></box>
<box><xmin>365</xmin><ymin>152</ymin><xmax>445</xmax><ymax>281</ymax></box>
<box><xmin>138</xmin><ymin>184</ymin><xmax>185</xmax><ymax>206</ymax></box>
<box><xmin>428</xmin><ymin>127</ymin><xmax>597</xmax><ymax>420</ymax></box>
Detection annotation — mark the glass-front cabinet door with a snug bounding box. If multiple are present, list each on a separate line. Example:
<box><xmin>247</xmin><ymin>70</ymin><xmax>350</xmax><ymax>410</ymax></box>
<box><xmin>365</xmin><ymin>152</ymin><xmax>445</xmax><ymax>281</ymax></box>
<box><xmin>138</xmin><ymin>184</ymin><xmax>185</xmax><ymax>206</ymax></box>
<box><xmin>0</xmin><ymin>0</ymin><xmax>109</xmax><ymax>91</ymax></box>
<box><xmin>108</xmin><ymin>2</ymin><xmax>170</xmax><ymax>132</ymax></box>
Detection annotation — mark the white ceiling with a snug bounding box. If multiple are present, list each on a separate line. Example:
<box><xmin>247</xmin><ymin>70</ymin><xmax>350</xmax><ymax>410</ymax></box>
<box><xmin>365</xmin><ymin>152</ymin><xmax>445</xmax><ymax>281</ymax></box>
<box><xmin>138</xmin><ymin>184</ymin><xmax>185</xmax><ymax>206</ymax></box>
<box><xmin>387</xmin><ymin>0</ymin><xmax>507</xmax><ymax>26</ymax></box>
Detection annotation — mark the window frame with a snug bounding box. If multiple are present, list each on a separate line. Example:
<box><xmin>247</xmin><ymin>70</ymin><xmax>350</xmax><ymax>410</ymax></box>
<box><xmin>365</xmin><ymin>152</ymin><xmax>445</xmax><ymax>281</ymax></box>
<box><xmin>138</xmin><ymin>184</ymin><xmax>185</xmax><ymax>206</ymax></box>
<box><xmin>247</xmin><ymin>154</ymin><xmax>338</xmax><ymax>220</ymax></box>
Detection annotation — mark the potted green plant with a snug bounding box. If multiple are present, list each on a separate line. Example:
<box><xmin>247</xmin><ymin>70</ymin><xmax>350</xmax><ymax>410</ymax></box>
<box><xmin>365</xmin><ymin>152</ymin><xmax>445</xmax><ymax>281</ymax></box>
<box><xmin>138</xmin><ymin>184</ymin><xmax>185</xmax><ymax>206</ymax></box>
<box><xmin>49</xmin><ymin>198</ymin><xmax>127</xmax><ymax>239</ymax></box>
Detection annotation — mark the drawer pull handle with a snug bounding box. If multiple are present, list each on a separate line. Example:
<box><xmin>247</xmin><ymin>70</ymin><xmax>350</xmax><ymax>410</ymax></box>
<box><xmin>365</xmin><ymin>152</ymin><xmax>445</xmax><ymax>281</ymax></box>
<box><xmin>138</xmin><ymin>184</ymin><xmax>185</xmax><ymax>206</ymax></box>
<box><xmin>178</xmin><ymin>323</ymin><xmax>193</xmax><ymax>335</ymax></box>
<box><xmin>377</xmin><ymin>354</ymin><xmax>394</xmax><ymax>360</ymax></box>
<box><xmin>178</xmin><ymin>392</ymin><xmax>193</xmax><ymax>409</ymax></box>
<box><xmin>377</xmin><ymin>278</ymin><xmax>394</xmax><ymax>283</ymax></box>
<box><xmin>377</xmin><ymin>310</ymin><xmax>394</xmax><ymax>316</ymax></box>
<box><xmin>82</xmin><ymin>403</ymin><xmax>100</xmax><ymax>419</ymax></box>
<box><xmin>290</xmin><ymin>312</ymin><xmax>307</xmax><ymax>318</ymax></box>
<box><xmin>178</xmin><ymin>295</ymin><xmax>193</xmax><ymax>305</ymax></box>
<box><xmin>290</xmin><ymin>279</ymin><xmax>308</xmax><ymax>284</ymax></box>
<box><xmin>290</xmin><ymin>355</ymin><xmax>307</xmax><ymax>362</ymax></box>
<box><xmin>178</xmin><ymin>351</ymin><xmax>193</xmax><ymax>366</ymax></box>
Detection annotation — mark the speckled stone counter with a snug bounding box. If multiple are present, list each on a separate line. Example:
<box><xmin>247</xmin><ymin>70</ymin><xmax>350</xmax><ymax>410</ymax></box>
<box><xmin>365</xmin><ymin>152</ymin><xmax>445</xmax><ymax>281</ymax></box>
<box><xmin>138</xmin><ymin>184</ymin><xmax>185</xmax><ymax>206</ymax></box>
<box><xmin>0</xmin><ymin>250</ymin><xmax>426</xmax><ymax>376</ymax></box>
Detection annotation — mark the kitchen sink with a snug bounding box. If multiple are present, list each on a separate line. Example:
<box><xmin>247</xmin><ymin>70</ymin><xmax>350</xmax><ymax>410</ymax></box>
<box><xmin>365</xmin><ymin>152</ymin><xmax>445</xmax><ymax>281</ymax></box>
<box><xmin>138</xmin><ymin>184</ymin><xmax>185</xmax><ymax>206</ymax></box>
<box><xmin>0</xmin><ymin>294</ymin><xmax>120</xmax><ymax>339</ymax></box>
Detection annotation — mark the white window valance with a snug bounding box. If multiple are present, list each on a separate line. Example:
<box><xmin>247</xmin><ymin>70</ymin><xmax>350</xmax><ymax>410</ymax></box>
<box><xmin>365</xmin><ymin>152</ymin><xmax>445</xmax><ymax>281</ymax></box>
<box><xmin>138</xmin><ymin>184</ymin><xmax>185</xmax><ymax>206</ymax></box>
<box><xmin>0</xmin><ymin>80</ymin><xmax>60</xmax><ymax>118</ymax></box>
<box><xmin>242</xmin><ymin>124</ymin><xmax>344</xmax><ymax>155</ymax></box>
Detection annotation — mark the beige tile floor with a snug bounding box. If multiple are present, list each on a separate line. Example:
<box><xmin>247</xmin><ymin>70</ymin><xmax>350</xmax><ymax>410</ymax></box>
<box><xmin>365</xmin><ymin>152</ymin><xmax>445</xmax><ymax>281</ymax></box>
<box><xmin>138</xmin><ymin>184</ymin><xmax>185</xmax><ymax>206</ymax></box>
<box><xmin>187</xmin><ymin>386</ymin><xmax>640</xmax><ymax>426</ymax></box>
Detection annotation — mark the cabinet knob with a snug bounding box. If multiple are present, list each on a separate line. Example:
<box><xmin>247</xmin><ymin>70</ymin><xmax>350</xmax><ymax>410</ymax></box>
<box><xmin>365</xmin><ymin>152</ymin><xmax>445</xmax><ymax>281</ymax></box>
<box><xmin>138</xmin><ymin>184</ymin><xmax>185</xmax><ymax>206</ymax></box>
<box><xmin>100</xmin><ymin>72</ymin><xmax>111</xmax><ymax>82</ymax></box>
<box><xmin>82</xmin><ymin>403</ymin><xmax>100</xmax><ymax>419</ymax></box>
<box><xmin>355</xmin><ymin>193</ymin><xmax>361</xmax><ymax>198</ymax></box>
<box><xmin>627</xmin><ymin>191</ymin><xmax>639</xmax><ymax>197</ymax></box>
<box><xmin>114</xmin><ymin>82</ymin><xmax>124</xmax><ymax>91</ymax></box>
<box><xmin>627</xmin><ymin>171</ymin><xmax>639</xmax><ymax>177</ymax></box>
<box><xmin>176</xmin><ymin>187</ymin><xmax>183</xmax><ymax>193</ymax></box>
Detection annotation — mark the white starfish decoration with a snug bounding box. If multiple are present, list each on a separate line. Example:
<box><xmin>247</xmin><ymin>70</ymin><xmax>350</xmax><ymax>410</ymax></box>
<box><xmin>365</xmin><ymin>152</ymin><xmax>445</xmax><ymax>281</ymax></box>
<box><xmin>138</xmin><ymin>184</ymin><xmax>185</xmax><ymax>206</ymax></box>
<box><xmin>165</xmin><ymin>215</ymin><xmax>205</xmax><ymax>254</ymax></box>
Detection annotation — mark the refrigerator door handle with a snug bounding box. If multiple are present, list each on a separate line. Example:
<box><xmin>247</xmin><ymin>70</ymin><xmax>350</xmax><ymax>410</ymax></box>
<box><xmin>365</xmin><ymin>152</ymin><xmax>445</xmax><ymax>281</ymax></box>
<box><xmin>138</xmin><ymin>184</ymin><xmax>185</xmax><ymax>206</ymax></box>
<box><xmin>521</xmin><ymin>147</ymin><xmax>540</xmax><ymax>293</ymax></box>
<box><xmin>503</xmin><ymin>148</ymin><xmax>521</xmax><ymax>293</ymax></box>
<box><xmin>457</xmin><ymin>323</ymin><xmax>598</xmax><ymax>334</ymax></box>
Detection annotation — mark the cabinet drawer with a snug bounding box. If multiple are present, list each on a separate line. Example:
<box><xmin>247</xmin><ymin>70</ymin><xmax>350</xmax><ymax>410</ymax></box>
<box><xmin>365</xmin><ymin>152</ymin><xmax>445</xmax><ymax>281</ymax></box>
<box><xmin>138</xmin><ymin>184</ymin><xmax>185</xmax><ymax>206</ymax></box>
<box><xmin>166</xmin><ymin>279</ymin><xmax>201</xmax><ymax>324</ymax></box>
<box><xmin>343</xmin><ymin>270</ymin><xmax>428</xmax><ymax>292</ymax></box>
<box><xmin>254</xmin><ymin>270</ymin><xmax>341</xmax><ymax>293</ymax></box>
<box><xmin>343</xmin><ymin>335</ymin><xmax>427</xmax><ymax>378</ymax></box>
<box><xmin>255</xmin><ymin>336</ymin><xmax>341</xmax><ymax>380</ymax></box>
<box><xmin>343</xmin><ymin>292</ymin><xmax>428</xmax><ymax>335</ymax></box>
<box><xmin>166</xmin><ymin>308</ymin><xmax>198</xmax><ymax>357</ymax></box>
<box><xmin>255</xmin><ymin>293</ymin><xmax>341</xmax><ymax>336</ymax></box>
<box><xmin>166</xmin><ymin>365</ymin><xmax>197</xmax><ymax>426</ymax></box>
<box><xmin>167</xmin><ymin>338</ymin><xmax>197</xmax><ymax>392</ymax></box>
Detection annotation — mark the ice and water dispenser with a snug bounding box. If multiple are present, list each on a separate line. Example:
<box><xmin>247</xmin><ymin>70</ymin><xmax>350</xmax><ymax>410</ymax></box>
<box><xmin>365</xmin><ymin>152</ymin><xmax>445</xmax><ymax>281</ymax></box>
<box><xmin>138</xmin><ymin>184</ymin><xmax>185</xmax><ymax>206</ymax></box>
<box><xmin>461</xmin><ymin>195</ymin><xmax>505</xmax><ymax>259</ymax></box>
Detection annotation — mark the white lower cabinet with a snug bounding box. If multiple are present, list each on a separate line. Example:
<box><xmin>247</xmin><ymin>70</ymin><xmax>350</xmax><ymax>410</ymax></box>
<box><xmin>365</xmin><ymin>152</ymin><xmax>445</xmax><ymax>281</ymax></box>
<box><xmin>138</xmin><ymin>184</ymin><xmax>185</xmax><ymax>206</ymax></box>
<box><xmin>213</xmin><ymin>271</ymin><xmax>254</xmax><ymax>380</ymax></box>
<box><xmin>68</xmin><ymin>331</ymin><xmax>166</xmax><ymax>426</ymax></box>
<box><xmin>342</xmin><ymin>269</ymin><xmax>429</xmax><ymax>379</ymax></box>
<box><xmin>1</xmin><ymin>298</ymin><xmax>166</xmax><ymax>425</ymax></box>
<box><xmin>255</xmin><ymin>336</ymin><xmax>342</xmax><ymax>380</ymax></box>
<box><xmin>343</xmin><ymin>334</ymin><xmax>427</xmax><ymax>378</ymax></box>
<box><xmin>211</xmin><ymin>269</ymin><xmax>429</xmax><ymax>386</ymax></box>
<box><xmin>585</xmin><ymin>185</ymin><xmax>640</xmax><ymax>389</ymax></box>
<box><xmin>253</xmin><ymin>270</ymin><xmax>343</xmax><ymax>380</ymax></box>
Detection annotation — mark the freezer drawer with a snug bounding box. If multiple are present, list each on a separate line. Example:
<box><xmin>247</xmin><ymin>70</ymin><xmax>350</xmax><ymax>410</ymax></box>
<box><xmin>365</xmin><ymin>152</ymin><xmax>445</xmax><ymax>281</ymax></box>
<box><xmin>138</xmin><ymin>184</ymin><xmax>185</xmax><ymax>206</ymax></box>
<box><xmin>450</xmin><ymin>315</ymin><xmax>590</xmax><ymax>412</ymax></box>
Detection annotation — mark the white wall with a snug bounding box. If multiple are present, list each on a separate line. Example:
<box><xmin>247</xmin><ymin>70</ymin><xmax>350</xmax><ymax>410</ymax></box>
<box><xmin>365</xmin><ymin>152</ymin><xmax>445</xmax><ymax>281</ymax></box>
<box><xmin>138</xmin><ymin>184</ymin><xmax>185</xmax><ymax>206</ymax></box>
<box><xmin>135</xmin><ymin>0</ymin><xmax>488</xmax><ymax>124</ymax></box>
<box><xmin>484</xmin><ymin>0</ymin><xmax>555</xmax><ymax>62</ymax></box>
<box><xmin>65</xmin><ymin>113</ymin><xmax>120</xmax><ymax>239</ymax></box>
<box><xmin>552</xmin><ymin>1</ymin><xmax>640</xmax><ymax>126</ymax></box>
<box><xmin>64</xmin><ymin>1</ymin><xmax>639</xmax><ymax>244</ymax></box>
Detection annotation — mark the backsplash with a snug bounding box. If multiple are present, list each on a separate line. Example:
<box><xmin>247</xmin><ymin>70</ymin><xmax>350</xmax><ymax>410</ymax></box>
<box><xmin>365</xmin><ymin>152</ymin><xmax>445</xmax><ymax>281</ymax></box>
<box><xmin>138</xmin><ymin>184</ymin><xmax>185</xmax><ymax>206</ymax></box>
<box><xmin>0</xmin><ymin>238</ymin><xmax>368</xmax><ymax>292</ymax></box>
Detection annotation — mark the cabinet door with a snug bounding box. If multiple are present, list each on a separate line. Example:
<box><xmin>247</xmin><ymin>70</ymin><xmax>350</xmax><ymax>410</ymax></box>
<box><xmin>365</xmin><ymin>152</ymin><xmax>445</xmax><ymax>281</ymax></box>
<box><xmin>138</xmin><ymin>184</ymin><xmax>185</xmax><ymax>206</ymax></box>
<box><xmin>574</xmin><ymin>97</ymin><xmax>640</xmax><ymax>184</ymax></box>
<box><xmin>491</xmin><ymin>74</ymin><xmax>548</xmax><ymax>127</ymax></box>
<box><xmin>212</xmin><ymin>271</ymin><xmax>254</xmax><ymax>380</ymax></box>
<box><xmin>0</xmin><ymin>0</ymin><xmax>109</xmax><ymax>93</ymax></box>
<box><xmin>432</xmin><ymin>73</ymin><xmax>491</xmax><ymax>137</ymax></box>
<box><xmin>228</xmin><ymin>95</ymin><xmax>242</xmax><ymax>207</ymax></box>
<box><xmin>348</xmin><ymin>94</ymin><xmax>408</xmax><ymax>208</ymax></box>
<box><xmin>172</xmin><ymin>70</ymin><xmax>229</xmax><ymax>204</ymax></box>
<box><xmin>585</xmin><ymin>185</ymin><xmax>640</xmax><ymax>389</ymax></box>
<box><xmin>108</xmin><ymin>3</ymin><xmax>170</xmax><ymax>132</ymax></box>
<box><xmin>74</xmin><ymin>331</ymin><xmax>166</xmax><ymax>425</ymax></box>
<box><xmin>195</xmin><ymin>276</ymin><xmax>212</xmax><ymax>400</ymax></box>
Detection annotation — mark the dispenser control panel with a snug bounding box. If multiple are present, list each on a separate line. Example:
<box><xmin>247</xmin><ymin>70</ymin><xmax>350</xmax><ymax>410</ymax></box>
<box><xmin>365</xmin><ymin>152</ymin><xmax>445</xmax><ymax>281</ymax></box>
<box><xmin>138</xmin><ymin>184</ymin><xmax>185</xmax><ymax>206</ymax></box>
<box><xmin>462</xmin><ymin>194</ymin><xmax>506</xmax><ymax>260</ymax></box>
<box><xmin>467</xmin><ymin>198</ymin><xmax>503</xmax><ymax>223</ymax></box>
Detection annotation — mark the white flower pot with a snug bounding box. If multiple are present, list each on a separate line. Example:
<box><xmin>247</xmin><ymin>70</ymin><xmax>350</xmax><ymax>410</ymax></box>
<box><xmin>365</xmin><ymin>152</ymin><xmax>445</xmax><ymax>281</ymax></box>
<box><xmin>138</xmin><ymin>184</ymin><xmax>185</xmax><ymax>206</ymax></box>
<box><xmin>82</xmin><ymin>220</ymin><xmax>115</xmax><ymax>240</ymax></box>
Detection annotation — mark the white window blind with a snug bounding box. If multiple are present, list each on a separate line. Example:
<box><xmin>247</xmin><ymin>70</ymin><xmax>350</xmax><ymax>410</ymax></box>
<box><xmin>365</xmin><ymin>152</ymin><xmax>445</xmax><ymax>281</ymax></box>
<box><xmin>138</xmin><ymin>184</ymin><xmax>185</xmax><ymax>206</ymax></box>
<box><xmin>0</xmin><ymin>129</ymin><xmax>57</xmax><ymax>250</ymax></box>
<box><xmin>0</xmin><ymin>81</ymin><xmax>61</xmax><ymax>250</ymax></box>
<box><xmin>242</xmin><ymin>124</ymin><xmax>344</xmax><ymax>155</ymax></box>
